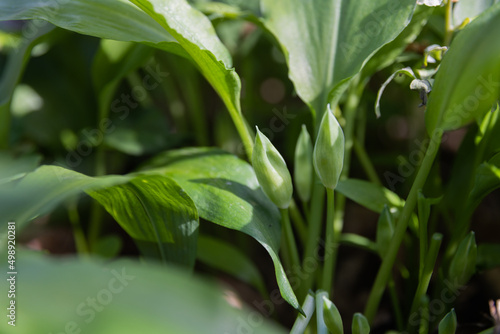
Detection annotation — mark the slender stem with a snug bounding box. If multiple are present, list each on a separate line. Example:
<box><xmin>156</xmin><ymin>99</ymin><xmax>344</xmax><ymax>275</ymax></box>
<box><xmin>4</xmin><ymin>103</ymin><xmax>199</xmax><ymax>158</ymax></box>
<box><xmin>281</xmin><ymin>208</ymin><xmax>301</xmax><ymax>275</ymax></box>
<box><xmin>388</xmin><ymin>277</ymin><xmax>404</xmax><ymax>331</ymax></box>
<box><xmin>339</xmin><ymin>233</ymin><xmax>378</xmax><ymax>254</ymax></box>
<box><xmin>353</xmin><ymin>137</ymin><xmax>382</xmax><ymax>185</ymax></box>
<box><xmin>289</xmin><ymin>200</ymin><xmax>308</xmax><ymax>246</ymax></box>
<box><xmin>228</xmin><ymin>104</ymin><xmax>255</xmax><ymax>160</ymax></box>
<box><xmin>301</xmin><ymin>180</ymin><xmax>325</xmax><ymax>292</ymax></box>
<box><xmin>444</xmin><ymin>0</ymin><xmax>454</xmax><ymax>46</ymax></box>
<box><xmin>364</xmin><ymin>129</ymin><xmax>443</xmax><ymax>323</ymax></box>
<box><xmin>418</xmin><ymin>296</ymin><xmax>430</xmax><ymax>334</ymax></box>
<box><xmin>321</xmin><ymin>188</ymin><xmax>337</xmax><ymax>294</ymax></box>
<box><xmin>408</xmin><ymin>233</ymin><xmax>443</xmax><ymax>333</ymax></box>
<box><xmin>418</xmin><ymin>192</ymin><xmax>428</xmax><ymax>278</ymax></box>
<box><xmin>67</xmin><ymin>199</ymin><xmax>89</xmax><ymax>255</ymax></box>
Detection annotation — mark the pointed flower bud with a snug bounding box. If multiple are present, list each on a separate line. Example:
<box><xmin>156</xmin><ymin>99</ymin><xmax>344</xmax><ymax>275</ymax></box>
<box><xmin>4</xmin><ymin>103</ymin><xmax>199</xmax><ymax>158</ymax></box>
<box><xmin>448</xmin><ymin>232</ymin><xmax>477</xmax><ymax>287</ymax></box>
<box><xmin>438</xmin><ymin>309</ymin><xmax>457</xmax><ymax>334</ymax></box>
<box><xmin>352</xmin><ymin>313</ymin><xmax>370</xmax><ymax>334</ymax></box>
<box><xmin>294</xmin><ymin>125</ymin><xmax>313</xmax><ymax>202</ymax></box>
<box><xmin>322</xmin><ymin>293</ymin><xmax>344</xmax><ymax>334</ymax></box>
<box><xmin>313</xmin><ymin>105</ymin><xmax>345</xmax><ymax>189</ymax></box>
<box><xmin>252</xmin><ymin>127</ymin><xmax>293</xmax><ymax>209</ymax></box>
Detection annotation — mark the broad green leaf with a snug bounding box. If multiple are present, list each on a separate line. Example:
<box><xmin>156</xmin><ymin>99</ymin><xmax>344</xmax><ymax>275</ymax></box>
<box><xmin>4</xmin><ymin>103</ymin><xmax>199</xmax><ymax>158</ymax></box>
<box><xmin>0</xmin><ymin>152</ymin><xmax>41</xmax><ymax>183</ymax></box>
<box><xmin>0</xmin><ymin>167</ymin><xmax>198</xmax><ymax>268</ymax></box>
<box><xmin>0</xmin><ymin>166</ymin><xmax>128</xmax><ymax>237</ymax></box>
<box><xmin>197</xmin><ymin>235</ymin><xmax>267</xmax><ymax>296</ymax></box>
<box><xmin>425</xmin><ymin>3</ymin><xmax>500</xmax><ymax>135</ymax></box>
<box><xmin>336</xmin><ymin>178</ymin><xmax>404</xmax><ymax>213</ymax></box>
<box><xmin>130</xmin><ymin>0</ymin><xmax>254</xmax><ymax>156</ymax></box>
<box><xmin>453</xmin><ymin>0</ymin><xmax>500</xmax><ymax>27</ymax></box>
<box><xmin>0</xmin><ymin>251</ymin><xmax>287</xmax><ymax>334</ymax></box>
<box><xmin>260</xmin><ymin>0</ymin><xmax>416</xmax><ymax>123</ymax></box>
<box><xmin>477</xmin><ymin>243</ymin><xmax>500</xmax><ymax>270</ymax></box>
<box><xmin>0</xmin><ymin>0</ymin><xmax>186</xmax><ymax>57</ymax></box>
<box><xmin>89</xmin><ymin>175</ymin><xmax>199</xmax><ymax>268</ymax></box>
<box><xmin>138</xmin><ymin>147</ymin><xmax>301</xmax><ymax>310</ymax></box>
<box><xmin>361</xmin><ymin>5</ymin><xmax>434</xmax><ymax>79</ymax></box>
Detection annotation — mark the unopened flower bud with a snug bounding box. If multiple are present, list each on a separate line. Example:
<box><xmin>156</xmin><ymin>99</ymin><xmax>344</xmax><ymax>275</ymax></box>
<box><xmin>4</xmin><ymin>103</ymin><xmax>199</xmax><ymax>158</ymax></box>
<box><xmin>294</xmin><ymin>125</ymin><xmax>313</xmax><ymax>202</ymax></box>
<box><xmin>313</xmin><ymin>105</ymin><xmax>345</xmax><ymax>189</ymax></box>
<box><xmin>448</xmin><ymin>232</ymin><xmax>477</xmax><ymax>287</ymax></box>
<box><xmin>252</xmin><ymin>127</ymin><xmax>293</xmax><ymax>209</ymax></box>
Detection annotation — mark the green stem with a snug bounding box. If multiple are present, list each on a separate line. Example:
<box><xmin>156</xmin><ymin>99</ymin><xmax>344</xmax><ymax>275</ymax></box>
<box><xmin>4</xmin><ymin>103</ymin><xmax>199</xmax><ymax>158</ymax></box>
<box><xmin>388</xmin><ymin>277</ymin><xmax>404</xmax><ymax>331</ymax></box>
<box><xmin>353</xmin><ymin>137</ymin><xmax>382</xmax><ymax>185</ymax></box>
<box><xmin>444</xmin><ymin>0</ymin><xmax>454</xmax><ymax>46</ymax></box>
<box><xmin>408</xmin><ymin>233</ymin><xmax>443</xmax><ymax>333</ymax></box>
<box><xmin>289</xmin><ymin>200</ymin><xmax>308</xmax><ymax>246</ymax></box>
<box><xmin>364</xmin><ymin>129</ymin><xmax>443</xmax><ymax>323</ymax></box>
<box><xmin>281</xmin><ymin>208</ymin><xmax>301</xmax><ymax>275</ymax></box>
<box><xmin>67</xmin><ymin>199</ymin><xmax>89</xmax><ymax>255</ymax></box>
<box><xmin>321</xmin><ymin>188</ymin><xmax>338</xmax><ymax>294</ymax></box>
<box><xmin>339</xmin><ymin>233</ymin><xmax>378</xmax><ymax>254</ymax></box>
<box><xmin>301</xmin><ymin>180</ymin><xmax>325</xmax><ymax>293</ymax></box>
<box><xmin>228</xmin><ymin>104</ymin><xmax>254</xmax><ymax>161</ymax></box>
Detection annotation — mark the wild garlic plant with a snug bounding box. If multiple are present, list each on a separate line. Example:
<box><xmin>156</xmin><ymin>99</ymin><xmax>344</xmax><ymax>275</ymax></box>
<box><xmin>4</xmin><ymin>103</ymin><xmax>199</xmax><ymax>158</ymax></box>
<box><xmin>1</xmin><ymin>0</ymin><xmax>500</xmax><ymax>333</ymax></box>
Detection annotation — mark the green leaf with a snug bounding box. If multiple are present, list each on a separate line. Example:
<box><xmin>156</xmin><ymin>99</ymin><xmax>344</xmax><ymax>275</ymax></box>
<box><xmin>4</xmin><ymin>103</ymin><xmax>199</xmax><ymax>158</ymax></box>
<box><xmin>361</xmin><ymin>5</ymin><xmax>434</xmax><ymax>78</ymax></box>
<box><xmin>138</xmin><ymin>147</ymin><xmax>301</xmax><ymax>311</ymax></box>
<box><xmin>0</xmin><ymin>167</ymin><xmax>198</xmax><ymax>268</ymax></box>
<box><xmin>130</xmin><ymin>0</ymin><xmax>254</xmax><ymax>156</ymax></box>
<box><xmin>477</xmin><ymin>243</ymin><xmax>500</xmax><ymax>270</ymax></box>
<box><xmin>352</xmin><ymin>313</ymin><xmax>370</xmax><ymax>334</ymax></box>
<box><xmin>89</xmin><ymin>175</ymin><xmax>199</xmax><ymax>268</ymax></box>
<box><xmin>322</xmin><ymin>293</ymin><xmax>344</xmax><ymax>334</ymax></box>
<box><xmin>197</xmin><ymin>235</ymin><xmax>267</xmax><ymax>296</ymax></box>
<box><xmin>0</xmin><ymin>152</ymin><xmax>41</xmax><ymax>183</ymax></box>
<box><xmin>0</xmin><ymin>0</ymin><xmax>186</xmax><ymax>56</ymax></box>
<box><xmin>336</xmin><ymin>178</ymin><xmax>405</xmax><ymax>213</ymax></box>
<box><xmin>438</xmin><ymin>309</ymin><xmax>457</xmax><ymax>334</ymax></box>
<box><xmin>425</xmin><ymin>3</ymin><xmax>500</xmax><ymax>135</ymax></box>
<box><xmin>0</xmin><ymin>166</ymin><xmax>128</xmax><ymax>235</ymax></box>
<box><xmin>0</xmin><ymin>251</ymin><xmax>287</xmax><ymax>334</ymax></box>
<box><xmin>260</xmin><ymin>0</ymin><xmax>416</xmax><ymax>122</ymax></box>
<box><xmin>466</xmin><ymin>152</ymin><xmax>500</xmax><ymax>214</ymax></box>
